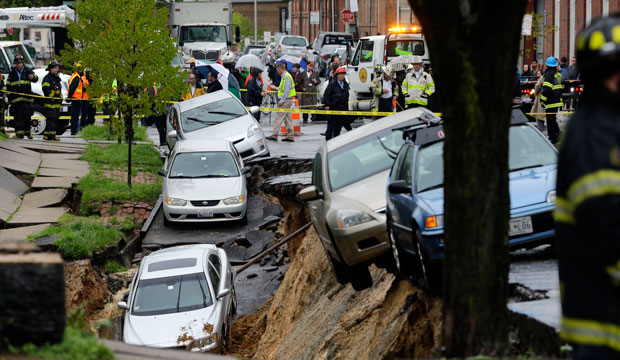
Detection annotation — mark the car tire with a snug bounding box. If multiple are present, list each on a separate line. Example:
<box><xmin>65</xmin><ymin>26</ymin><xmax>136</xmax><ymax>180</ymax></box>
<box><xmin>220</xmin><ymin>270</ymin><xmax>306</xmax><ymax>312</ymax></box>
<box><xmin>230</xmin><ymin>282</ymin><xmax>238</xmax><ymax>316</ymax></box>
<box><xmin>221</xmin><ymin>312</ymin><xmax>232</xmax><ymax>353</ymax></box>
<box><xmin>163</xmin><ymin>215</ymin><xmax>173</xmax><ymax>227</ymax></box>
<box><xmin>387</xmin><ymin>222</ymin><xmax>416</xmax><ymax>277</ymax></box>
<box><xmin>414</xmin><ymin>229</ymin><xmax>442</xmax><ymax>294</ymax></box>
<box><xmin>345</xmin><ymin>264</ymin><xmax>373</xmax><ymax>291</ymax></box>
<box><xmin>31</xmin><ymin>114</ymin><xmax>46</xmax><ymax>136</ymax></box>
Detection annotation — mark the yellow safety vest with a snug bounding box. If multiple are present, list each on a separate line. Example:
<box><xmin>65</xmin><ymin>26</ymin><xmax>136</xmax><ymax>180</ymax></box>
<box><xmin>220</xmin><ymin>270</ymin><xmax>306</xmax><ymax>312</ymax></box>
<box><xmin>278</xmin><ymin>72</ymin><xmax>296</xmax><ymax>99</ymax></box>
<box><xmin>69</xmin><ymin>72</ymin><xmax>84</xmax><ymax>99</ymax></box>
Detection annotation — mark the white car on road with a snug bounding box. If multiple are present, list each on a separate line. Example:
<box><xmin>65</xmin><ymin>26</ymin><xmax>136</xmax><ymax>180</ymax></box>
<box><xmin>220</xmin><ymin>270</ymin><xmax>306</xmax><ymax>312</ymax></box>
<box><xmin>118</xmin><ymin>244</ymin><xmax>236</xmax><ymax>353</ymax></box>
<box><xmin>159</xmin><ymin>139</ymin><xmax>249</xmax><ymax>226</ymax></box>
<box><xmin>166</xmin><ymin>90</ymin><xmax>269</xmax><ymax>160</ymax></box>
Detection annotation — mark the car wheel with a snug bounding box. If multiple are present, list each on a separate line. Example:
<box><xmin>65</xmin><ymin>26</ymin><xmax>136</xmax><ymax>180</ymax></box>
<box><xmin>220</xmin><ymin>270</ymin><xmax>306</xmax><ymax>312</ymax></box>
<box><xmin>345</xmin><ymin>264</ymin><xmax>373</xmax><ymax>291</ymax></box>
<box><xmin>387</xmin><ymin>222</ymin><xmax>415</xmax><ymax>277</ymax></box>
<box><xmin>322</xmin><ymin>244</ymin><xmax>348</xmax><ymax>285</ymax></box>
<box><xmin>31</xmin><ymin>114</ymin><xmax>46</xmax><ymax>136</ymax></box>
<box><xmin>414</xmin><ymin>229</ymin><xmax>442</xmax><ymax>294</ymax></box>
<box><xmin>230</xmin><ymin>280</ymin><xmax>238</xmax><ymax>316</ymax></box>
<box><xmin>163</xmin><ymin>215</ymin><xmax>173</xmax><ymax>227</ymax></box>
<box><xmin>221</xmin><ymin>312</ymin><xmax>232</xmax><ymax>353</ymax></box>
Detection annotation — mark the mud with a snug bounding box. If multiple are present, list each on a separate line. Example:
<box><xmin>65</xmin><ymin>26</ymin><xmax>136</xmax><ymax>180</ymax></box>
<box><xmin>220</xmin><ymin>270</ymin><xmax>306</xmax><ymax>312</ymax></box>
<box><xmin>64</xmin><ymin>260</ymin><xmax>109</xmax><ymax>320</ymax></box>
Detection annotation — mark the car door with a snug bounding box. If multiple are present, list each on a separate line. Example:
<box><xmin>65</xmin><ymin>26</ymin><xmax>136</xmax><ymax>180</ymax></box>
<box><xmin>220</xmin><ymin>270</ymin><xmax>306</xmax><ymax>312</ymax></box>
<box><xmin>391</xmin><ymin>145</ymin><xmax>416</xmax><ymax>247</ymax></box>
<box><xmin>347</xmin><ymin>38</ymin><xmax>375</xmax><ymax>96</ymax></box>
<box><xmin>166</xmin><ymin>107</ymin><xmax>181</xmax><ymax>150</ymax></box>
<box><xmin>308</xmin><ymin>151</ymin><xmax>333</xmax><ymax>250</ymax></box>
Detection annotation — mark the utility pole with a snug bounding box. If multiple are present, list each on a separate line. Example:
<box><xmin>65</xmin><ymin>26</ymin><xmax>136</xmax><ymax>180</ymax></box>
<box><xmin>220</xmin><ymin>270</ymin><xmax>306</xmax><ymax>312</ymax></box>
<box><xmin>253</xmin><ymin>0</ymin><xmax>257</xmax><ymax>45</ymax></box>
<box><xmin>397</xmin><ymin>0</ymin><xmax>400</xmax><ymax>26</ymax></box>
<box><xmin>331</xmin><ymin>0</ymin><xmax>335</xmax><ymax>31</ymax></box>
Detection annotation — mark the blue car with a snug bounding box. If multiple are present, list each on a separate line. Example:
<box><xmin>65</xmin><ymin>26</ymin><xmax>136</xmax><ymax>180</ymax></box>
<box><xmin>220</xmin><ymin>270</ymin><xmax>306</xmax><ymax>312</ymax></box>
<box><xmin>385</xmin><ymin>110</ymin><xmax>557</xmax><ymax>284</ymax></box>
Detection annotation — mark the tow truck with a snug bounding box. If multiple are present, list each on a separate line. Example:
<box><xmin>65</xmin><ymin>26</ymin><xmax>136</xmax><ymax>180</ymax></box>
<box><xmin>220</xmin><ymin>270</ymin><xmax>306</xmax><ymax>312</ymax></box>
<box><xmin>346</xmin><ymin>26</ymin><xmax>430</xmax><ymax>110</ymax></box>
<box><xmin>0</xmin><ymin>5</ymin><xmax>74</xmax><ymax>135</ymax></box>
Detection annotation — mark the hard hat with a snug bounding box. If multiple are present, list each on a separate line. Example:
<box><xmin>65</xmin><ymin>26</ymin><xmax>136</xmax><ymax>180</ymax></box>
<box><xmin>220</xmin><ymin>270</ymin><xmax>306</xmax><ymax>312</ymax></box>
<box><xmin>189</xmin><ymin>57</ymin><xmax>196</xmax><ymax>63</ymax></box>
<box><xmin>576</xmin><ymin>15</ymin><xmax>620</xmax><ymax>79</ymax></box>
<box><xmin>13</xmin><ymin>55</ymin><xmax>24</xmax><ymax>64</ymax></box>
<box><xmin>545</xmin><ymin>56</ymin><xmax>558</xmax><ymax>67</ymax></box>
<box><xmin>412</xmin><ymin>55</ymin><xmax>423</xmax><ymax>64</ymax></box>
<box><xmin>76</xmin><ymin>61</ymin><xmax>84</xmax><ymax>70</ymax></box>
<box><xmin>334</xmin><ymin>66</ymin><xmax>346</xmax><ymax>74</ymax></box>
<box><xmin>407</xmin><ymin>64</ymin><xmax>414</xmax><ymax>71</ymax></box>
<box><xmin>47</xmin><ymin>60</ymin><xmax>60</xmax><ymax>70</ymax></box>
<box><xmin>374</xmin><ymin>64</ymin><xmax>383</xmax><ymax>73</ymax></box>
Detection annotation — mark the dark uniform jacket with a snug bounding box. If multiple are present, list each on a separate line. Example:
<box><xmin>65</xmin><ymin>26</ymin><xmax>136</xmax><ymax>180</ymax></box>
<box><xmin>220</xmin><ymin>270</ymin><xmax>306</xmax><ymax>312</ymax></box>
<box><xmin>323</xmin><ymin>79</ymin><xmax>349</xmax><ymax>111</ymax></box>
<box><xmin>41</xmin><ymin>72</ymin><xmax>63</xmax><ymax>109</ymax></box>
<box><xmin>541</xmin><ymin>68</ymin><xmax>564</xmax><ymax>109</ymax></box>
<box><xmin>555</xmin><ymin>86</ymin><xmax>620</xmax><ymax>352</ymax></box>
<box><xmin>246</xmin><ymin>74</ymin><xmax>264</xmax><ymax>106</ymax></box>
<box><xmin>7</xmin><ymin>66</ymin><xmax>38</xmax><ymax>104</ymax></box>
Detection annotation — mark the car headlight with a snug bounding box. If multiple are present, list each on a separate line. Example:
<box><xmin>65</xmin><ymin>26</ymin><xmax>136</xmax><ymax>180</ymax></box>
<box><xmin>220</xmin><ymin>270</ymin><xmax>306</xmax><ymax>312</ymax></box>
<box><xmin>223</xmin><ymin>196</ymin><xmax>245</xmax><ymax>205</ymax></box>
<box><xmin>336</xmin><ymin>209</ymin><xmax>373</xmax><ymax>228</ymax></box>
<box><xmin>547</xmin><ymin>190</ymin><xmax>556</xmax><ymax>203</ymax></box>
<box><xmin>165</xmin><ymin>197</ymin><xmax>187</xmax><ymax>206</ymax></box>
<box><xmin>425</xmin><ymin>215</ymin><xmax>444</xmax><ymax>229</ymax></box>
<box><xmin>247</xmin><ymin>122</ymin><xmax>260</xmax><ymax>138</ymax></box>
<box><xmin>186</xmin><ymin>334</ymin><xmax>218</xmax><ymax>352</ymax></box>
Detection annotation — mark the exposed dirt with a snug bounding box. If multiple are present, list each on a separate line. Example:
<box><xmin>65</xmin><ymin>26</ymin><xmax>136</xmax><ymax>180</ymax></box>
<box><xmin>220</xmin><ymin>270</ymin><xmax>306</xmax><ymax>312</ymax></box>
<box><xmin>229</xmin><ymin>227</ymin><xmax>443</xmax><ymax>360</ymax></box>
<box><xmin>64</xmin><ymin>260</ymin><xmax>109</xmax><ymax>320</ymax></box>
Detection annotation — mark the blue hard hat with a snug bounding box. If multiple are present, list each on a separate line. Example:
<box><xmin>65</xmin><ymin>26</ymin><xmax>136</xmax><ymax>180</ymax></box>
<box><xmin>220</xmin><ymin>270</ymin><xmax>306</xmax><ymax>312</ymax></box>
<box><xmin>545</xmin><ymin>56</ymin><xmax>558</xmax><ymax>67</ymax></box>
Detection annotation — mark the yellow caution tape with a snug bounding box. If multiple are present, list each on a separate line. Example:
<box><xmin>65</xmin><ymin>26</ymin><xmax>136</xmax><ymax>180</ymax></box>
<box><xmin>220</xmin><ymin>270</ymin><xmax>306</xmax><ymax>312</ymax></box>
<box><xmin>257</xmin><ymin>107</ymin><xmax>395</xmax><ymax>116</ymax></box>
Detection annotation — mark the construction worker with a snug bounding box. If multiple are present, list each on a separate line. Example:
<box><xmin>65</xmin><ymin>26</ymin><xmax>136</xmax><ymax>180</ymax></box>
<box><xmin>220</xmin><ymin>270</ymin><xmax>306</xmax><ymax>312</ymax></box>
<box><xmin>403</xmin><ymin>56</ymin><xmax>434</xmax><ymax>108</ymax></box>
<box><xmin>555</xmin><ymin>15</ymin><xmax>620</xmax><ymax>359</ymax></box>
<box><xmin>80</xmin><ymin>69</ymin><xmax>93</xmax><ymax>127</ymax></box>
<box><xmin>67</xmin><ymin>62</ymin><xmax>85</xmax><ymax>135</ymax></box>
<box><xmin>41</xmin><ymin>61</ymin><xmax>62</xmax><ymax>141</ymax></box>
<box><xmin>266</xmin><ymin>62</ymin><xmax>295</xmax><ymax>142</ymax></box>
<box><xmin>370</xmin><ymin>66</ymin><xmax>396</xmax><ymax>113</ymax></box>
<box><xmin>7</xmin><ymin>55</ymin><xmax>38</xmax><ymax>139</ymax></box>
<box><xmin>541</xmin><ymin>56</ymin><xmax>564</xmax><ymax>144</ymax></box>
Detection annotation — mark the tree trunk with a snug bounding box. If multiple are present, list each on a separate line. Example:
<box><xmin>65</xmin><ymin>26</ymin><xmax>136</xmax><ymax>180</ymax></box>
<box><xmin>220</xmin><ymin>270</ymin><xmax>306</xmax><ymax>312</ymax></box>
<box><xmin>0</xmin><ymin>243</ymin><xmax>65</xmax><ymax>350</ymax></box>
<box><xmin>409</xmin><ymin>0</ymin><xmax>526</xmax><ymax>356</ymax></box>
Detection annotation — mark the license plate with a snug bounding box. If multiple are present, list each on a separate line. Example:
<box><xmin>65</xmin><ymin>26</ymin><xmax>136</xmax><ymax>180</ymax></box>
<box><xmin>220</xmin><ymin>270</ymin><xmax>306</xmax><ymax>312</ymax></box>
<box><xmin>509</xmin><ymin>216</ymin><xmax>533</xmax><ymax>236</ymax></box>
<box><xmin>197</xmin><ymin>210</ymin><xmax>214</xmax><ymax>218</ymax></box>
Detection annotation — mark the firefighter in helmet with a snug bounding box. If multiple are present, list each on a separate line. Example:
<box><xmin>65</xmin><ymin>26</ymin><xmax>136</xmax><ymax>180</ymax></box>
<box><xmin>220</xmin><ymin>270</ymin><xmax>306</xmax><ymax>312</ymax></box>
<box><xmin>7</xmin><ymin>55</ymin><xmax>38</xmax><ymax>139</ymax></box>
<box><xmin>41</xmin><ymin>61</ymin><xmax>63</xmax><ymax>141</ymax></box>
<box><xmin>555</xmin><ymin>14</ymin><xmax>620</xmax><ymax>359</ymax></box>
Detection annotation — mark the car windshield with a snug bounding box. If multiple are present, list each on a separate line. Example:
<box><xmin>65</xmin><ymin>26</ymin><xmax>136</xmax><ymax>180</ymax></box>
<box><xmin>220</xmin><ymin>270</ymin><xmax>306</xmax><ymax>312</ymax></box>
<box><xmin>180</xmin><ymin>25</ymin><xmax>227</xmax><ymax>43</ymax></box>
<box><xmin>415</xmin><ymin>124</ymin><xmax>557</xmax><ymax>193</ymax></box>
<box><xmin>328</xmin><ymin>129</ymin><xmax>405</xmax><ymax>191</ymax></box>
<box><xmin>6</xmin><ymin>45</ymin><xmax>34</xmax><ymax>68</ymax></box>
<box><xmin>387</xmin><ymin>39</ymin><xmax>425</xmax><ymax>57</ymax></box>
<box><xmin>170</xmin><ymin>151</ymin><xmax>240</xmax><ymax>178</ymax></box>
<box><xmin>131</xmin><ymin>273</ymin><xmax>213</xmax><ymax>316</ymax></box>
<box><xmin>181</xmin><ymin>98</ymin><xmax>247</xmax><ymax>132</ymax></box>
<box><xmin>282</xmin><ymin>37</ymin><xmax>307</xmax><ymax>46</ymax></box>
<box><xmin>324</xmin><ymin>35</ymin><xmax>352</xmax><ymax>46</ymax></box>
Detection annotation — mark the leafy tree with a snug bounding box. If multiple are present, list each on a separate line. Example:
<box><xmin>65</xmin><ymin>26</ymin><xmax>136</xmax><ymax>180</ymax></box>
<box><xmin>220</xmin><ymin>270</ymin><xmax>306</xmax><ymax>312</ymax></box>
<box><xmin>233</xmin><ymin>11</ymin><xmax>265</xmax><ymax>45</ymax></box>
<box><xmin>409</xmin><ymin>0</ymin><xmax>527</xmax><ymax>356</ymax></box>
<box><xmin>62</xmin><ymin>0</ymin><xmax>185</xmax><ymax>188</ymax></box>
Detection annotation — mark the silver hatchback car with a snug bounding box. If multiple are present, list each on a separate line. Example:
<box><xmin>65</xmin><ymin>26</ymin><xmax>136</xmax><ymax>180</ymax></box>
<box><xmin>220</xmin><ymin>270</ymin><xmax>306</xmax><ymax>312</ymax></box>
<box><xmin>299</xmin><ymin>108</ymin><xmax>429</xmax><ymax>291</ymax></box>
<box><xmin>118</xmin><ymin>244</ymin><xmax>236</xmax><ymax>353</ymax></box>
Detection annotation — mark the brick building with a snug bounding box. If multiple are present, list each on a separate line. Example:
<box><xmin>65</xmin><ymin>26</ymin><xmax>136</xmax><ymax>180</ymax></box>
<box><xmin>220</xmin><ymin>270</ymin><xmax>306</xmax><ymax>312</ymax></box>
<box><xmin>232</xmin><ymin>0</ymin><xmax>286</xmax><ymax>35</ymax></box>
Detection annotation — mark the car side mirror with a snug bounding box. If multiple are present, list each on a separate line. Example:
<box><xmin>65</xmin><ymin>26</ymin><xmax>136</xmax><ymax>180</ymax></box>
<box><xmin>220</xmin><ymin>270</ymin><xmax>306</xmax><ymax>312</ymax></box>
<box><xmin>117</xmin><ymin>301</ymin><xmax>128</xmax><ymax>310</ymax></box>
<box><xmin>242</xmin><ymin>167</ymin><xmax>251</xmax><ymax>175</ymax></box>
<box><xmin>249</xmin><ymin>106</ymin><xmax>260</xmax><ymax>114</ymax></box>
<box><xmin>299</xmin><ymin>185</ymin><xmax>322</xmax><ymax>201</ymax></box>
<box><xmin>167</xmin><ymin>130</ymin><xmax>178</xmax><ymax>139</ymax></box>
<box><xmin>388</xmin><ymin>180</ymin><xmax>411</xmax><ymax>195</ymax></box>
<box><xmin>157</xmin><ymin>169</ymin><xmax>167</xmax><ymax>177</ymax></box>
<box><xmin>217</xmin><ymin>288</ymin><xmax>230</xmax><ymax>300</ymax></box>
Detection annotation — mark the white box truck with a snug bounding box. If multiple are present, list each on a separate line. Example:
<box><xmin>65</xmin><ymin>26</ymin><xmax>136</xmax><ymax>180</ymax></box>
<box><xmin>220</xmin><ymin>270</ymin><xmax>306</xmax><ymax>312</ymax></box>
<box><xmin>169</xmin><ymin>1</ymin><xmax>240</xmax><ymax>66</ymax></box>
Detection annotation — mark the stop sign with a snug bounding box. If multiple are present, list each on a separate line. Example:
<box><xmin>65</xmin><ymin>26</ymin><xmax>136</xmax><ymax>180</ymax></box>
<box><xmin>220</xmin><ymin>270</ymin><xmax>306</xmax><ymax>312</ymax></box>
<box><xmin>340</xmin><ymin>10</ymin><xmax>354</xmax><ymax>23</ymax></box>
<box><xmin>7</xmin><ymin>28</ymin><xmax>13</xmax><ymax>35</ymax></box>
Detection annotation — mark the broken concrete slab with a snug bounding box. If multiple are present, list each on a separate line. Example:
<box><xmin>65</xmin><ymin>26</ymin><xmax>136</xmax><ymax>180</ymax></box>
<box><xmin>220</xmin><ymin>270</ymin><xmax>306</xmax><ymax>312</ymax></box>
<box><xmin>8</xmin><ymin>207</ymin><xmax>69</xmax><ymax>225</ymax></box>
<box><xmin>22</xmin><ymin>189</ymin><xmax>68</xmax><ymax>208</ymax></box>
<box><xmin>0</xmin><ymin>166</ymin><xmax>29</xmax><ymax>197</ymax></box>
<box><xmin>0</xmin><ymin>142</ymin><xmax>41</xmax><ymax>157</ymax></box>
<box><xmin>0</xmin><ymin>148</ymin><xmax>41</xmax><ymax>167</ymax></box>
<box><xmin>0</xmin><ymin>188</ymin><xmax>21</xmax><ymax>222</ymax></box>
<box><xmin>6</xmin><ymin>140</ymin><xmax>85</xmax><ymax>153</ymax></box>
<box><xmin>40</xmin><ymin>159</ymin><xmax>89</xmax><ymax>170</ymax></box>
<box><xmin>225</xmin><ymin>230</ymin><xmax>274</xmax><ymax>264</ymax></box>
<box><xmin>0</xmin><ymin>224</ymin><xmax>51</xmax><ymax>243</ymax></box>
<box><xmin>0</xmin><ymin>158</ymin><xmax>38</xmax><ymax>174</ymax></box>
<box><xmin>41</xmin><ymin>153</ymin><xmax>83</xmax><ymax>160</ymax></box>
<box><xmin>7</xmin><ymin>139</ymin><xmax>87</xmax><ymax>149</ymax></box>
<box><xmin>31</xmin><ymin>177</ymin><xmax>78</xmax><ymax>189</ymax></box>
<box><xmin>38</xmin><ymin>167</ymin><xmax>90</xmax><ymax>178</ymax></box>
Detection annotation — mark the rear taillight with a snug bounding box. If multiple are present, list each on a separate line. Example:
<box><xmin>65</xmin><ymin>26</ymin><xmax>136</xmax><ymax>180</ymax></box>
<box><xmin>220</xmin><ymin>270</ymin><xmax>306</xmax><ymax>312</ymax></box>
<box><xmin>321</xmin><ymin>54</ymin><xmax>327</xmax><ymax>59</ymax></box>
<box><xmin>277</xmin><ymin>45</ymin><xmax>282</xmax><ymax>52</ymax></box>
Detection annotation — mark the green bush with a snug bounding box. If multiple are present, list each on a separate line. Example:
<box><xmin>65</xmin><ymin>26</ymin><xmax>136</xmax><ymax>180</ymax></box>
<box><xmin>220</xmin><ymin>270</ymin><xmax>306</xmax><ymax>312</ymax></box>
<box><xmin>29</xmin><ymin>217</ymin><xmax>123</xmax><ymax>259</ymax></box>
<box><xmin>10</xmin><ymin>309</ymin><xmax>115</xmax><ymax>360</ymax></box>
<box><xmin>104</xmin><ymin>260</ymin><xmax>128</xmax><ymax>274</ymax></box>
<box><xmin>79</xmin><ymin>123</ymin><xmax>150</xmax><ymax>142</ymax></box>
<box><xmin>78</xmin><ymin>174</ymin><xmax>161</xmax><ymax>215</ymax></box>
<box><xmin>0</xmin><ymin>132</ymin><xmax>8</xmax><ymax>141</ymax></box>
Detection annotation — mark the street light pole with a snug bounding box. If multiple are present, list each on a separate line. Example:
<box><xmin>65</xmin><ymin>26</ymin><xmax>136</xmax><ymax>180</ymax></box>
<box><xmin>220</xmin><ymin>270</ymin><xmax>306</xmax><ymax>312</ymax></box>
<box><xmin>253</xmin><ymin>0</ymin><xmax>258</xmax><ymax>45</ymax></box>
<box><xmin>331</xmin><ymin>0</ymin><xmax>334</xmax><ymax>31</ymax></box>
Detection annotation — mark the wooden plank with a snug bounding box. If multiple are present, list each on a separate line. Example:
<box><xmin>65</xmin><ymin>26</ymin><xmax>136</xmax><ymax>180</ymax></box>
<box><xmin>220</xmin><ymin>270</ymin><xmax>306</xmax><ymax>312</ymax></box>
<box><xmin>22</xmin><ymin>189</ymin><xmax>68</xmax><ymax>208</ymax></box>
<box><xmin>102</xmin><ymin>340</ymin><xmax>232</xmax><ymax>360</ymax></box>
<box><xmin>0</xmin><ymin>148</ymin><xmax>41</xmax><ymax>167</ymax></box>
<box><xmin>39</xmin><ymin>167</ymin><xmax>90</xmax><ymax>178</ymax></box>
<box><xmin>0</xmin><ymin>142</ymin><xmax>41</xmax><ymax>157</ymax></box>
<box><xmin>0</xmin><ymin>157</ymin><xmax>37</xmax><ymax>175</ymax></box>
<box><xmin>41</xmin><ymin>153</ymin><xmax>83</xmax><ymax>160</ymax></box>
<box><xmin>0</xmin><ymin>166</ymin><xmax>29</xmax><ymax>197</ymax></box>
<box><xmin>0</xmin><ymin>224</ymin><xmax>51</xmax><ymax>243</ymax></box>
<box><xmin>7</xmin><ymin>207</ymin><xmax>68</xmax><ymax>225</ymax></box>
<box><xmin>31</xmin><ymin>177</ymin><xmax>78</xmax><ymax>188</ymax></box>
<box><xmin>40</xmin><ymin>159</ymin><xmax>89</xmax><ymax>170</ymax></box>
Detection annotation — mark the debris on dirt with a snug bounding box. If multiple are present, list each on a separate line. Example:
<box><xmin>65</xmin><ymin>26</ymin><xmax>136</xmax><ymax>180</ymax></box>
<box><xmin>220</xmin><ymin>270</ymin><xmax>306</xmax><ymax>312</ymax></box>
<box><xmin>64</xmin><ymin>260</ymin><xmax>108</xmax><ymax>319</ymax></box>
<box><xmin>228</xmin><ymin>299</ymin><xmax>272</xmax><ymax>359</ymax></box>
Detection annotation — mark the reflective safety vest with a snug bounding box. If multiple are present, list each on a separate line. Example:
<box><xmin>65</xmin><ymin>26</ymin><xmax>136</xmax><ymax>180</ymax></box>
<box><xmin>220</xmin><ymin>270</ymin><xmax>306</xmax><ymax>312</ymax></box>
<box><xmin>81</xmin><ymin>76</ymin><xmax>90</xmax><ymax>100</ymax></box>
<box><xmin>402</xmin><ymin>71</ymin><xmax>435</xmax><ymax>106</ymax></box>
<box><xmin>278</xmin><ymin>71</ymin><xmax>296</xmax><ymax>99</ymax></box>
<box><xmin>69</xmin><ymin>72</ymin><xmax>84</xmax><ymax>99</ymax></box>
